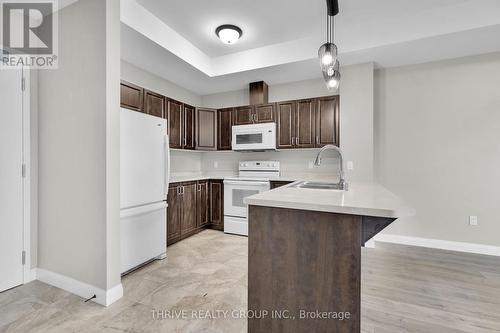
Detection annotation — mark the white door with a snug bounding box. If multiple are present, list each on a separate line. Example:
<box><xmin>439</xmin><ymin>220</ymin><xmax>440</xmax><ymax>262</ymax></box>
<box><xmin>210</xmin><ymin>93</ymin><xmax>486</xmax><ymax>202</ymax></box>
<box><xmin>0</xmin><ymin>66</ymin><xmax>24</xmax><ymax>292</ymax></box>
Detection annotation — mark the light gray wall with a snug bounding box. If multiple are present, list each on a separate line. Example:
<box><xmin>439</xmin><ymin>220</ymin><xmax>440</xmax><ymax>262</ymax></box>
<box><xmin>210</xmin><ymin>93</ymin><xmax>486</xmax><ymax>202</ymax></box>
<box><xmin>121</xmin><ymin>60</ymin><xmax>201</xmax><ymax>107</ymax></box>
<box><xmin>374</xmin><ymin>53</ymin><xmax>500</xmax><ymax>246</ymax></box>
<box><xmin>30</xmin><ymin>69</ymin><xmax>38</xmax><ymax>269</ymax></box>
<box><xmin>105</xmin><ymin>0</ymin><xmax>121</xmax><ymax>290</ymax></box>
<box><xmin>38</xmin><ymin>0</ymin><xmax>120</xmax><ymax>290</ymax></box>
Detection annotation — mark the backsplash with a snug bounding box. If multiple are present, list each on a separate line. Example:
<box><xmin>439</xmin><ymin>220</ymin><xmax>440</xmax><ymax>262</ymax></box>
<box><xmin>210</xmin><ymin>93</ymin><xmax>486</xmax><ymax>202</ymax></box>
<box><xmin>167</xmin><ymin>149</ymin><xmax>340</xmax><ymax>177</ymax></box>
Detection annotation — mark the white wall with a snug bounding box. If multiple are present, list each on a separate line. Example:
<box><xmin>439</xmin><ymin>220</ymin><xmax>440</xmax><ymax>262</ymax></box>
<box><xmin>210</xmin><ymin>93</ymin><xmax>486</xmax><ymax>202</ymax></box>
<box><xmin>121</xmin><ymin>60</ymin><xmax>201</xmax><ymax>106</ymax></box>
<box><xmin>38</xmin><ymin>0</ymin><xmax>121</xmax><ymax>292</ymax></box>
<box><xmin>374</xmin><ymin>53</ymin><xmax>500</xmax><ymax>247</ymax></box>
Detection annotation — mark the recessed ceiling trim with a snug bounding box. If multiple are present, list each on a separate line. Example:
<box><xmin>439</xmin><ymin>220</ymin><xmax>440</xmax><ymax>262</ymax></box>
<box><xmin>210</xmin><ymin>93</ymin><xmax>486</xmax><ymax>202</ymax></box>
<box><xmin>122</xmin><ymin>0</ymin><xmax>500</xmax><ymax>79</ymax></box>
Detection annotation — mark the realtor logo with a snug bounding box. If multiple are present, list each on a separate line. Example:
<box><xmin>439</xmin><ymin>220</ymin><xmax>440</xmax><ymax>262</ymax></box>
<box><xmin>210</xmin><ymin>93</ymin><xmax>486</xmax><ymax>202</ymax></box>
<box><xmin>1</xmin><ymin>0</ymin><xmax>58</xmax><ymax>68</ymax></box>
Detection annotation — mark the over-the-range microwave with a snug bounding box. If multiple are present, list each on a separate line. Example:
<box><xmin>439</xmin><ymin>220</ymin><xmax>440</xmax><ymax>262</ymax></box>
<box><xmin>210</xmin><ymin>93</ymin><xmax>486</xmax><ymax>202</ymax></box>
<box><xmin>232</xmin><ymin>122</ymin><xmax>276</xmax><ymax>151</ymax></box>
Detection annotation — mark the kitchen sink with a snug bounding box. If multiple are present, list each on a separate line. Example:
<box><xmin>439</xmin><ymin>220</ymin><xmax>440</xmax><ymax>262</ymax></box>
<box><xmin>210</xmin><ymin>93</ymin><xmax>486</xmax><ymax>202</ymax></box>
<box><xmin>290</xmin><ymin>181</ymin><xmax>346</xmax><ymax>190</ymax></box>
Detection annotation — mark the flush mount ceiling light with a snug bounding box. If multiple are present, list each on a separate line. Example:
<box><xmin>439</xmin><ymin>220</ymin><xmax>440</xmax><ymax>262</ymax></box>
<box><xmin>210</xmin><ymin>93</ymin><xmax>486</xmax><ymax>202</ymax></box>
<box><xmin>216</xmin><ymin>25</ymin><xmax>243</xmax><ymax>44</ymax></box>
<box><xmin>319</xmin><ymin>0</ymin><xmax>341</xmax><ymax>90</ymax></box>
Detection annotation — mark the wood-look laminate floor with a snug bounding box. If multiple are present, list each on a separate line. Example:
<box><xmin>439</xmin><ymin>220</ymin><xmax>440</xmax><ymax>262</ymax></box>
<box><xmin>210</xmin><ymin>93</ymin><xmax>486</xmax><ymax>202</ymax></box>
<box><xmin>1</xmin><ymin>229</ymin><xmax>499</xmax><ymax>333</ymax></box>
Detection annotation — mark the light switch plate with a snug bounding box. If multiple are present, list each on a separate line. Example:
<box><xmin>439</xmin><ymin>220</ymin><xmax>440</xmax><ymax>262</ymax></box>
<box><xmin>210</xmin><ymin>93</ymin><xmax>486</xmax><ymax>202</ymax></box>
<box><xmin>469</xmin><ymin>216</ymin><xmax>478</xmax><ymax>226</ymax></box>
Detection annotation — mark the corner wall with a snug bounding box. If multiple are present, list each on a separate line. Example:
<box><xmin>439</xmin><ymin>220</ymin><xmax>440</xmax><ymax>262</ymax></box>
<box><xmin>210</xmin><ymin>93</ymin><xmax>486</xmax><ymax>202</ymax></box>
<box><xmin>37</xmin><ymin>0</ymin><xmax>121</xmax><ymax>304</ymax></box>
<box><xmin>374</xmin><ymin>53</ymin><xmax>500</xmax><ymax>247</ymax></box>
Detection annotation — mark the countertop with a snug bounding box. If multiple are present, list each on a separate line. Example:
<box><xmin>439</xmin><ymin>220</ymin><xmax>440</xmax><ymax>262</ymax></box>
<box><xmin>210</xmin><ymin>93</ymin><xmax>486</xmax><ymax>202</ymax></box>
<box><xmin>244</xmin><ymin>181</ymin><xmax>415</xmax><ymax>218</ymax></box>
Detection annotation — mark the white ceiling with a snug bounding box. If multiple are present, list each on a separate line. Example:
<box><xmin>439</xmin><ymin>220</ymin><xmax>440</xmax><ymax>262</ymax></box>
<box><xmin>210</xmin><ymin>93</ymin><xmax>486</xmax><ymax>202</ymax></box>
<box><xmin>120</xmin><ymin>0</ymin><xmax>500</xmax><ymax>95</ymax></box>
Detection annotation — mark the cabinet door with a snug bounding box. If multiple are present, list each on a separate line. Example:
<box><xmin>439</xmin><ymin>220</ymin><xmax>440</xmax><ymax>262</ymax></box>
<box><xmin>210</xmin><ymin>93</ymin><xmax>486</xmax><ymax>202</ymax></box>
<box><xmin>181</xmin><ymin>182</ymin><xmax>197</xmax><ymax>236</ymax></box>
<box><xmin>196</xmin><ymin>108</ymin><xmax>217</xmax><ymax>150</ymax></box>
<box><xmin>276</xmin><ymin>101</ymin><xmax>295</xmax><ymax>149</ymax></box>
<box><xmin>217</xmin><ymin>108</ymin><xmax>233</xmax><ymax>150</ymax></box>
<box><xmin>167</xmin><ymin>185</ymin><xmax>181</xmax><ymax>245</ymax></box>
<box><xmin>183</xmin><ymin>104</ymin><xmax>196</xmax><ymax>150</ymax></box>
<box><xmin>209</xmin><ymin>180</ymin><xmax>224</xmax><ymax>229</ymax></box>
<box><xmin>295</xmin><ymin>99</ymin><xmax>316</xmax><ymax>148</ymax></box>
<box><xmin>316</xmin><ymin>96</ymin><xmax>340</xmax><ymax>147</ymax></box>
<box><xmin>254</xmin><ymin>103</ymin><xmax>275</xmax><ymax>123</ymax></box>
<box><xmin>233</xmin><ymin>106</ymin><xmax>254</xmax><ymax>125</ymax></box>
<box><xmin>167</xmin><ymin>99</ymin><xmax>183</xmax><ymax>149</ymax></box>
<box><xmin>197</xmin><ymin>181</ymin><xmax>209</xmax><ymax>227</ymax></box>
<box><xmin>120</xmin><ymin>81</ymin><xmax>143</xmax><ymax>112</ymax></box>
<box><xmin>270</xmin><ymin>181</ymin><xmax>293</xmax><ymax>189</ymax></box>
<box><xmin>144</xmin><ymin>90</ymin><xmax>165</xmax><ymax>118</ymax></box>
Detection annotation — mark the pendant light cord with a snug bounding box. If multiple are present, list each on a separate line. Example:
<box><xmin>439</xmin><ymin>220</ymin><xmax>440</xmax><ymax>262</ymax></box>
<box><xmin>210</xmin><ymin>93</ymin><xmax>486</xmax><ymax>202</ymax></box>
<box><xmin>326</xmin><ymin>14</ymin><xmax>335</xmax><ymax>44</ymax></box>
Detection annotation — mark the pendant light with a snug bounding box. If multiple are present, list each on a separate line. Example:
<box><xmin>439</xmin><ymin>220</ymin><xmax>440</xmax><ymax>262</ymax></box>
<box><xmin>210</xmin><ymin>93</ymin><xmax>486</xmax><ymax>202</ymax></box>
<box><xmin>319</xmin><ymin>0</ymin><xmax>340</xmax><ymax>90</ymax></box>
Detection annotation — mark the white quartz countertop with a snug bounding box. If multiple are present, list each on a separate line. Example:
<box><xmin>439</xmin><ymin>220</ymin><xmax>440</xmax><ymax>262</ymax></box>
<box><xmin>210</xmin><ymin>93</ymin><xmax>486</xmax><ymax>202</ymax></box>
<box><xmin>244</xmin><ymin>181</ymin><xmax>415</xmax><ymax>218</ymax></box>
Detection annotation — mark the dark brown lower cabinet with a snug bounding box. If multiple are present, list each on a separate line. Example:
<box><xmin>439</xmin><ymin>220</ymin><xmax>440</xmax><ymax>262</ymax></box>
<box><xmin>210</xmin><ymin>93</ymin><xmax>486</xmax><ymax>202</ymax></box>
<box><xmin>167</xmin><ymin>185</ymin><xmax>181</xmax><ymax>245</ymax></box>
<box><xmin>270</xmin><ymin>181</ymin><xmax>293</xmax><ymax>189</ymax></box>
<box><xmin>167</xmin><ymin>181</ymin><xmax>197</xmax><ymax>245</ymax></box>
<box><xmin>180</xmin><ymin>181</ymin><xmax>197</xmax><ymax>236</ymax></box>
<box><xmin>167</xmin><ymin>179</ymin><xmax>224</xmax><ymax>246</ymax></box>
<box><xmin>197</xmin><ymin>180</ymin><xmax>209</xmax><ymax>227</ymax></box>
<box><xmin>209</xmin><ymin>180</ymin><xmax>224</xmax><ymax>230</ymax></box>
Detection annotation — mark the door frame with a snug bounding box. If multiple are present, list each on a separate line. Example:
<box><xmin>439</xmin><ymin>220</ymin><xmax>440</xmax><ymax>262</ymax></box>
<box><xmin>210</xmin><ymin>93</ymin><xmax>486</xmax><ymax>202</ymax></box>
<box><xmin>21</xmin><ymin>67</ymin><xmax>33</xmax><ymax>283</ymax></box>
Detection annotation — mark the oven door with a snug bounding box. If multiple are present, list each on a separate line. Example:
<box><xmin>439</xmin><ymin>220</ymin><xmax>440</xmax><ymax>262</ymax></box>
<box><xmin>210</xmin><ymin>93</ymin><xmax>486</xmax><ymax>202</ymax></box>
<box><xmin>223</xmin><ymin>180</ymin><xmax>270</xmax><ymax>218</ymax></box>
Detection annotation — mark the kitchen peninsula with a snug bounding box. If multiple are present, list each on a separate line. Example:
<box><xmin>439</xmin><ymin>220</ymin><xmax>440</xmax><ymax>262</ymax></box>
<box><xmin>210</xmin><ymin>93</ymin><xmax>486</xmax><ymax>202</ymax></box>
<box><xmin>245</xmin><ymin>182</ymin><xmax>414</xmax><ymax>333</ymax></box>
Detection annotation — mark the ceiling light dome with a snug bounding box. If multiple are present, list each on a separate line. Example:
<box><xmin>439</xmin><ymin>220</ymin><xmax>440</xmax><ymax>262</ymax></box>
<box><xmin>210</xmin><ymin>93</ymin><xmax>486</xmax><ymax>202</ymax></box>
<box><xmin>216</xmin><ymin>25</ymin><xmax>242</xmax><ymax>44</ymax></box>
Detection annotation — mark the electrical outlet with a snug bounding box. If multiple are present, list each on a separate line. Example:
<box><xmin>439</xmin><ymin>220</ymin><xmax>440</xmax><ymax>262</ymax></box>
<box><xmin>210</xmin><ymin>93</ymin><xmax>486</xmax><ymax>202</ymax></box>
<box><xmin>308</xmin><ymin>161</ymin><xmax>314</xmax><ymax>169</ymax></box>
<box><xmin>347</xmin><ymin>161</ymin><xmax>354</xmax><ymax>170</ymax></box>
<box><xmin>469</xmin><ymin>216</ymin><xmax>478</xmax><ymax>226</ymax></box>
<box><xmin>214</xmin><ymin>161</ymin><xmax>218</xmax><ymax>169</ymax></box>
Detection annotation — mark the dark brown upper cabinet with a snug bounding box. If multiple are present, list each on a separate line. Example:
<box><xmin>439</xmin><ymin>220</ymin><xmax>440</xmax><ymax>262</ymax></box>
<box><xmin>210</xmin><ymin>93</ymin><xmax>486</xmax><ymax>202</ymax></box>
<box><xmin>276</xmin><ymin>101</ymin><xmax>295</xmax><ymax>149</ymax></box>
<box><xmin>254</xmin><ymin>103</ymin><xmax>275</xmax><ymax>123</ymax></box>
<box><xmin>316</xmin><ymin>96</ymin><xmax>340</xmax><ymax>147</ymax></box>
<box><xmin>167</xmin><ymin>99</ymin><xmax>183</xmax><ymax>149</ymax></box>
<box><xmin>196</xmin><ymin>108</ymin><xmax>217</xmax><ymax>151</ymax></box>
<box><xmin>295</xmin><ymin>99</ymin><xmax>316</xmax><ymax>148</ymax></box>
<box><xmin>144</xmin><ymin>90</ymin><xmax>165</xmax><ymax>118</ymax></box>
<box><xmin>218</xmin><ymin>108</ymin><xmax>233</xmax><ymax>150</ymax></box>
<box><xmin>233</xmin><ymin>106</ymin><xmax>254</xmax><ymax>125</ymax></box>
<box><xmin>120</xmin><ymin>81</ymin><xmax>143</xmax><ymax>112</ymax></box>
<box><xmin>183</xmin><ymin>104</ymin><xmax>196</xmax><ymax>150</ymax></box>
<box><xmin>233</xmin><ymin>104</ymin><xmax>275</xmax><ymax>125</ymax></box>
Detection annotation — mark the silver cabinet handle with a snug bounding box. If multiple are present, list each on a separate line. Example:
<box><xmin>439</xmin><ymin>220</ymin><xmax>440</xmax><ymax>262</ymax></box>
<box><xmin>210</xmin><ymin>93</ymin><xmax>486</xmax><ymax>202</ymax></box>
<box><xmin>182</xmin><ymin>186</ymin><xmax>185</xmax><ymax>195</ymax></box>
<box><xmin>296</xmin><ymin>137</ymin><xmax>299</xmax><ymax>145</ymax></box>
<box><xmin>316</xmin><ymin>135</ymin><xmax>319</xmax><ymax>145</ymax></box>
<box><xmin>254</xmin><ymin>113</ymin><xmax>258</xmax><ymax>122</ymax></box>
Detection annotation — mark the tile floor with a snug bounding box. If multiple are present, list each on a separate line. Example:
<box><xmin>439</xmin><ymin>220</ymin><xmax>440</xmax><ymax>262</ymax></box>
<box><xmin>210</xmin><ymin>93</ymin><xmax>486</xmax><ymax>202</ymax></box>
<box><xmin>1</xmin><ymin>229</ymin><xmax>500</xmax><ymax>333</ymax></box>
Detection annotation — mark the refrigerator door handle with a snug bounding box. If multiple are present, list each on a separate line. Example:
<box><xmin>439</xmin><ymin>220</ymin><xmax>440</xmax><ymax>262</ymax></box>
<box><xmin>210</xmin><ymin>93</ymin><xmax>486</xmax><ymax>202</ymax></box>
<box><xmin>164</xmin><ymin>135</ymin><xmax>170</xmax><ymax>198</ymax></box>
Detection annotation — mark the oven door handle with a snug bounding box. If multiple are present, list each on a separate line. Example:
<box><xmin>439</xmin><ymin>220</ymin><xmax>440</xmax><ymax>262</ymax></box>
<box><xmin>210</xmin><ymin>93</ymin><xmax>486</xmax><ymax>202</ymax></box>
<box><xmin>223</xmin><ymin>180</ymin><xmax>270</xmax><ymax>186</ymax></box>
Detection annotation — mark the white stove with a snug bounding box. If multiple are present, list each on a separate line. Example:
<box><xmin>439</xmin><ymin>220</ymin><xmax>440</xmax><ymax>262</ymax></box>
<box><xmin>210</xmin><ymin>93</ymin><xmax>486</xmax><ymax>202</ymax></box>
<box><xmin>223</xmin><ymin>161</ymin><xmax>280</xmax><ymax>236</ymax></box>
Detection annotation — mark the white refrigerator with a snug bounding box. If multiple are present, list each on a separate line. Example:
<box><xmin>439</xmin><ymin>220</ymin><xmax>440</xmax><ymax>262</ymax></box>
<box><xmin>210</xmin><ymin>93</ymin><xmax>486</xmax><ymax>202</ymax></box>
<box><xmin>120</xmin><ymin>108</ymin><xmax>170</xmax><ymax>274</ymax></box>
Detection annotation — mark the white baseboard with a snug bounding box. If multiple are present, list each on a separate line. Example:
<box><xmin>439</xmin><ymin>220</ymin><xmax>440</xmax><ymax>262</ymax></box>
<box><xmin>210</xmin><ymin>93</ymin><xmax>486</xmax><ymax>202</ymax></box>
<box><xmin>373</xmin><ymin>234</ymin><xmax>500</xmax><ymax>257</ymax></box>
<box><xmin>29</xmin><ymin>268</ymin><xmax>37</xmax><ymax>282</ymax></box>
<box><xmin>36</xmin><ymin>268</ymin><xmax>123</xmax><ymax>306</ymax></box>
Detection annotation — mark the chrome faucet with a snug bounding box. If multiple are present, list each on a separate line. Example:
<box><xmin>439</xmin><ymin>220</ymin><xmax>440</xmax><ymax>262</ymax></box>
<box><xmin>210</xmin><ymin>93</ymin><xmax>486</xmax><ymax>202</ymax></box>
<box><xmin>313</xmin><ymin>145</ymin><xmax>348</xmax><ymax>190</ymax></box>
